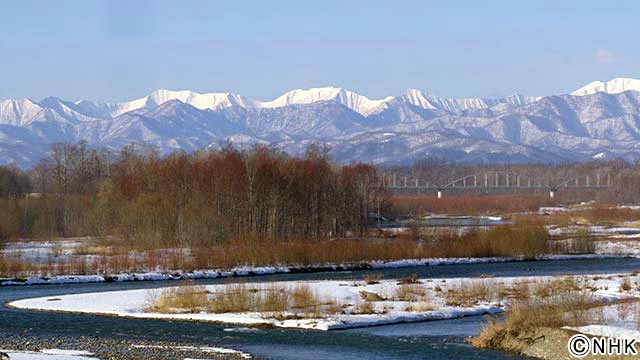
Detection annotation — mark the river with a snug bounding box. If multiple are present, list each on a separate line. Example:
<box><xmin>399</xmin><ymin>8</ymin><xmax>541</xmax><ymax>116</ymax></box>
<box><xmin>3</xmin><ymin>257</ymin><xmax>640</xmax><ymax>359</ymax></box>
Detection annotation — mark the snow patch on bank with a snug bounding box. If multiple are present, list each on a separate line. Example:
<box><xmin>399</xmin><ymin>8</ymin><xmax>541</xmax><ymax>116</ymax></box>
<box><xmin>9</xmin><ymin>277</ymin><xmax>506</xmax><ymax>330</ymax></box>
<box><xmin>0</xmin><ymin>349</ymin><xmax>96</xmax><ymax>360</ymax></box>
<box><xmin>563</xmin><ymin>325</ymin><xmax>640</xmax><ymax>340</ymax></box>
<box><xmin>10</xmin><ymin>274</ymin><xmax>633</xmax><ymax>331</ymax></box>
<box><xmin>5</xmin><ymin>254</ymin><xmax>640</xmax><ymax>287</ymax></box>
<box><xmin>133</xmin><ymin>345</ymin><xmax>252</xmax><ymax>359</ymax></box>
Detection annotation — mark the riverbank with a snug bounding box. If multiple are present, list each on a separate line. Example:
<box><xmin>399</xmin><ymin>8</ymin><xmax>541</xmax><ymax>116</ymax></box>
<box><xmin>0</xmin><ymin>333</ymin><xmax>251</xmax><ymax>360</ymax></box>
<box><xmin>471</xmin><ymin>277</ymin><xmax>640</xmax><ymax>359</ymax></box>
<box><xmin>473</xmin><ymin>326</ymin><xmax>638</xmax><ymax>360</ymax></box>
<box><xmin>4</xmin><ymin>252</ymin><xmax>638</xmax><ymax>287</ymax></box>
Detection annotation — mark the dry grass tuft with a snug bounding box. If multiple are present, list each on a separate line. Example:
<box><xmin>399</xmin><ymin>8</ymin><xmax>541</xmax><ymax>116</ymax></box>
<box><xmin>620</xmin><ymin>277</ymin><xmax>632</xmax><ymax>291</ymax></box>
<box><xmin>393</xmin><ymin>284</ymin><xmax>427</xmax><ymax>302</ymax></box>
<box><xmin>258</xmin><ymin>285</ymin><xmax>290</xmax><ymax>314</ymax></box>
<box><xmin>149</xmin><ymin>282</ymin><xmax>208</xmax><ymax>313</ymax></box>
<box><xmin>472</xmin><ymin>278</ymin><xmax>601</xmax><ymax>350</ymax></box>
<box><xmin>208</xmin><ymin>283</ymin><xmax>257</xmax><ymax>313</ymax></box>
<box><xmin>150</xmin><ymin>282</ymin><xmax>330</xmax><ymax>318</ymax></box>
<box><xmin>404</xmin><ymin>301</ymin><xmax>435</xmax><ymax>312</ymax></box>
<box><xmin>498</xmin><ymin>280</ymin><xmax>530</xmax><ymax>300</ymax></box>
<box><xmin>290</xmin><ymin>285</ymin><xmax>324</xmax><ymax>317</ymax></box>
<box><xmin>532</xmin><ymin>277</ymin><xmax>580</xmax><ymax>298</ymax></box>
<box><xmin>397</xmin><ymin>273</ymin><xmax>421</xmax><ymax>285</ymax></box>
<box><xmin>445</xmin><ymin>280</ymin><xmax>494</xmax><ymax>307</ymax></box>
<box><xmin>363</xmin><ymin>273</ymin><xmax>382</xmax><ymax>285</ymax></box>
<box><xmin>353</xmin><ymin>301</ymin><xmax>376</xmax><ymax>314</ymax></box>
<box><xmin>359</xmin><ymin>290</ymin><xmax>385</xmax><ymax>302</ymax></box>
<box><xmin>470</xmin><ymin>317</ymin><xmax>505</xmax><ymax>349</ymax></box>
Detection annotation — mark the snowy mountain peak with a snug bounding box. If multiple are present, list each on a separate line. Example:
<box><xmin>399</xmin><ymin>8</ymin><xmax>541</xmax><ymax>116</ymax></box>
<box><xmin>572</xmin><ymin>77</ymin><xmax>640</xmax><ymax>96</ymax></box>
<box><xmin>72</xmin><ymin>89</ymin><xmax>253</xmax><ymax>119</ymax></box>
<box><xmin>261</xmin><ymin>86</ymin><xmax>342</xmax><ymax>108</ymax></box>
<box><xmin>398</xmin><ymin>89</ymin><xmax>437</xmax><ymax>110</ymax></box>
<box><xmin>393</xmin><ymin>89</ymin><xmax>541</xmax><ymax>113</ymax></box>
<box><xmin>6</xmin><ymin>81</ymin><xmax>640</xmax><ymax>167</ymax></box>
<box><xmin>147</xmin><ymin>89</ymin><xmax>196</xmax><ymax>105</ymax></box>
<box><xmin>144</xmin><ymin>89</ymin><xmax>252</xmax><ymax>110</ymax></box>
<box><xmin>1</xmin><ymin>98</ymin><xmax>39</xmax><ymax>109</ymax></box>
<box><xmin>260</xmin><ymin>86</ymin><xmax>388</xmax><ymax>115</ymax></box>
<box><xmin>146</xmin><ymin>89</ymin><xmax>251</xmax><ymax>110</ymax></box>
<box><xmin>0</xmin><ymin>98</ymin><xmax>44</xmax><ymax>126</ymax></box>
<box><xmin>66</xmin><ymin>86</ymin><xmax>542</xmax><ymax>119</ymax></box>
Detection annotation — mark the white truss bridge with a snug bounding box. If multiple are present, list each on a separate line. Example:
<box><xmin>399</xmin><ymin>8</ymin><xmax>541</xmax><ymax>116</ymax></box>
<box><xmin>383</xmin><ymin>171</ymin><xmax>614</xmax><ymax>198</ymax></box>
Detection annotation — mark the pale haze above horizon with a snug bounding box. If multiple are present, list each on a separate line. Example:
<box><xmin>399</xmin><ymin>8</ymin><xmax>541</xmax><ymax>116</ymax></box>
<box><xmin>1</xmin><ymin>0</ymin><xmax>639</xmax><ymax>102</ymax></box>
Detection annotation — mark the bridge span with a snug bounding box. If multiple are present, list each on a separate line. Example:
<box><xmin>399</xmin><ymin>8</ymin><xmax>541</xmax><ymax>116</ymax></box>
<box><xmin>383</xmin><ymin>171</ymin><xmax>615</xmax><ymax>198</ymax></box>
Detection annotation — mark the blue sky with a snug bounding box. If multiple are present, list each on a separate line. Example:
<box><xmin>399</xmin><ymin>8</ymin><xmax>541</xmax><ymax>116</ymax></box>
<box><xmin>1</xmin><ymin>0</ymin><xmax>639</xmax><ymax>102</ymax></box>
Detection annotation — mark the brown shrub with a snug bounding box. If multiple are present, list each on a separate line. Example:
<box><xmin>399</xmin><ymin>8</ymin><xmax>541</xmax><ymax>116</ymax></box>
<box><xmin>2</xmin><ymin>221</ymin><xmax>556</xmax><ymax>279</ymax></box>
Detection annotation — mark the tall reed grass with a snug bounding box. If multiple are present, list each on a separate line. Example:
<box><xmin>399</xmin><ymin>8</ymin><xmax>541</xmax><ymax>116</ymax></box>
<box><xmin>1</xmin><ymin>222</ymin><xmax>554</xmax><ymax>279</ymax></box>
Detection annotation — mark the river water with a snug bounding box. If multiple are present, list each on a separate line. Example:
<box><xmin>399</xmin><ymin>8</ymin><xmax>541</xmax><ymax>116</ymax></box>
<box><xmin>2</xmin><ymin>258</ymin><xmax>640</xmax><ymax>359</ymax></box>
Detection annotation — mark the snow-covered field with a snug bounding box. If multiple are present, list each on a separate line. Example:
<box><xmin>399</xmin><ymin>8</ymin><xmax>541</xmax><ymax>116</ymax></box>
<box><xmin>0</xmin><ymin>239</ymin><xmax>86</xmax><ymax>264</ymax></box>
<box><xmin>547</xmin><ymin>225</ymin><xmax>640</xmax><ymax>237</ymax></box>
<box><xmin>547</xmin><ymin>223</ymin><xmax>640</xmax><ymax>255</ymax></box>
<box><xmin>10</xmin><ymin>274</ymin><xmax>639</xmax><ymax>331</ymax></box>
<box><xmin>561</xmin><ymin>297</ymin><xmax>640</xmax><ymax>340</ymax></box>
<box><xmin>564</xmin><ymin>325</ymin><xmax>640</xmax><ymax>340</ymax></box>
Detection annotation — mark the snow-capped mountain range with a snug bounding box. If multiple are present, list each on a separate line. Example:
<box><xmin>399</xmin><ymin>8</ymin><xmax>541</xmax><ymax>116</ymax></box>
<box><xmin>2</xmin><ymin>77</ymin><xmax>640</xmax><ymax>167</ymax></box>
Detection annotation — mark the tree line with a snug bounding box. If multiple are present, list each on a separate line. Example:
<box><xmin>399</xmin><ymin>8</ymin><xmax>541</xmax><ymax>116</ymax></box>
<box><xmin>3</xmin><ymin>144</ymin><xmax>640</xmax><ymax>248</ymax></box>
<box><xmin>0</xmin><ymin>142</ymin><xmax>386</xmax><ymax>248</ymax></box>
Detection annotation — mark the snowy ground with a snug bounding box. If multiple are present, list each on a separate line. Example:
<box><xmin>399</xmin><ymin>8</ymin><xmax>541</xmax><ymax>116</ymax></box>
<box><xmin>547</xmin><ymin>223</ymin><xmax>640</xmax><ymax>255</ymax></box>
<box><xmin>562</xmin><ymin>298</ymin><xmax>640</xmax><ymax>340</ymax></box>
<box><xmin>0</xmin><ymin>239</ymin><xmax>87</xmax><ymax>264</ymax></box>
<box><xmin>547</xmin><ymin>225</ymin><xmax>640</xmax><ymax>237</ymax></box>
<box><xmin>10</xmin><ymin>273</ymin><xmax>639</xmax><ymax>331</ymax></box>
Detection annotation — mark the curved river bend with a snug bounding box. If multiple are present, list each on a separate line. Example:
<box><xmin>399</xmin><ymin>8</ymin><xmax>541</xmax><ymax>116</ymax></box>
<box><xmin>3</xmin><ymin>257</ymin><xmax>640</xmax><ymax>360</ymax></box>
